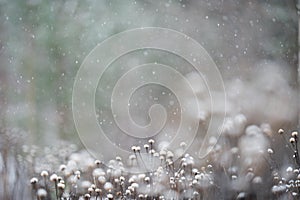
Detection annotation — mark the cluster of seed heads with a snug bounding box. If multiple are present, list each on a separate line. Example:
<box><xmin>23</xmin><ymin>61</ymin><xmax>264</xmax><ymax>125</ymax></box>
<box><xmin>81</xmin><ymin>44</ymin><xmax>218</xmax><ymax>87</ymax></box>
<box><xmin>268</xmin><ymin>129</ymin><xmax>300</xmax><ymax>199</ymax></box>
<box><xmin>27</xmin><ymin>126</ymin><xmax>300</xmax><ymax>200</ymax></box>
<box><xmin>30</xmin><ymin>139</ymin><xmax>218</xmax><ymax>199</ymax></box>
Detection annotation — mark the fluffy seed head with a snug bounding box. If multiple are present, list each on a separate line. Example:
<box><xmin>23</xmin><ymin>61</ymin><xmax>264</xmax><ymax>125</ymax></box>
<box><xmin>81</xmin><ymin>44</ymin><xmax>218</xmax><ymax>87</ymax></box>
<box><xmin>278</xmin><ymin>129</ymin><xmax>284</xmax><ymax>134</ymax></box>
<box><xmin>88</xmin><ymin>187</ymin><xmax>93</xmax><ymax>193</ymax></box>
<box><xmin>95</xmin><ymin>188</ymin><xmax>101</xmax><ymax>194</ymax></box>
<box><xmin>30</xmin><ymin>177</ymin><xmax>38</xmax><ymax>184</ymax></box>
<box><xmin>292</xmin><ymin>131</ymin><xmax>298</xmax><ymax>138</ymax></box>
<box><xmin>116</xmin><ymin>156</ymin><xmax>122</xmax><ymax>161</ymax></box>
<box><xmin>57</xmin><ymin>182</ymin><xmax>65</xmax><ymax>190</ymax></box>
<box><xmin>267</xmin><ymin>148</ymin><xmax>274</xmax><ymax>154</ymax></box>
<box><xmin>148</xmin><ymin>139</ymin><xmax>155</xmax><ymax>144</ymax></box>
<box><xmin>50</xmin><ymin>174</ymin><xmax>58</xmax><ymax>182</ymax></box>
<box><xmin>107</xmin><ymin>194</ymin><xmax>113</xmax><ymax>200</ymax></box>
<box><xmin>290</xmin><ymin>137</ymin><xmax>296</xmax><ymax>144</ymax></box>
<box><xmin>84</xmin><ymin>194</ymin><xmax>91</xmax><ymax>200</ymax></box>
<box><xmin>144</xmin><ymin>144</ymin><xmax>149</xmax><ymax>150</ymax></box>
<box><xmin>59</xmin><ymin>165</ymin><xmax>66</xmax><ymax>171</ymax></box>
<box><xmin>95</xmin><ymin>160</ymin><xmax>101</xmax><ymax>165</ymax></box>
<box><xmin>40</xmin><ymin>170</ymin><xmax>48</xmax><ymax>177</ymax></box>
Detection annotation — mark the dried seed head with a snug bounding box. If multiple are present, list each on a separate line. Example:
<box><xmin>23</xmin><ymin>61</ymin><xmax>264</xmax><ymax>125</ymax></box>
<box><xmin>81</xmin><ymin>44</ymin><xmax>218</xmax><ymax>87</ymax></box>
<box><xmin>125</xmin><ymin>189</ymin><xmax>131</xmax><ymax>195</ymax></box>
<box><xmin>290</xmin><ymin>137</ymin><xmax>296</xmax><ymax>144</ymax></box>
<box><xmin>91</xmin><ymin>184</ymin><xmax>96</xmax><ymax>189</ymax></box>
<box><xmin>148</xmin><ymin>139</ymin><xmax>155</xmax><ymax>145</ymax></box>
<box><xmin>149</xmin><ymin>149</ymin><xmax>155</xmax><ymax>155</ymax></box>
<box><xmin>30</xmin><ymin>177</ymin><xmax>38</xmax><ymax>184</ymax></box>
<box><xmin>107</xmin><ymin>194</ymin><xmax>113</xmax><ymax>200</ymax></box>
<box><xmin>159</xmin><ymin>155</ymin><xmax>165</xmax><ymax>161</ymax></box>
<box><xmin>88</xmin><ymin>187</ymin><xmax>93</xmax><ymax>193</ymax></box>
<box><xmin>57</xmin><ymin>176</ymin><xmax>63</xmax><ymax>182</ymax></box>
<box><xmin>286</xmin><ymin>166</ymin><xmax>293</xmax><ymax>173</ymax></box>
<box><xmin>192</xmin><ymin>179</ymin><xmax>198</xmax><ymax>185</ymax></box>
<box><xmin>180</xmin><ymin>142</ymin><xmax>187</xmax><ymax>148</ymax></box>
<box><xmin>278</xmin><ymin>129</ymin><xmax>284</xmax><ymax>135</ymax></box>
<box><xmin>128</xmin><ymin>177</ymin><xmax>135</xmax><ymax>184</ymax></box>
<box><xmin>50</xmin><ymin>174</ymin><xmax>58</xmax><ymax>182</ymax></box>
<box><xmin>40</xmin><ymin>170</ymin><xmax>48</xmax><ymax>177</ymax></box>
<box><xmin>292</xmin><ymin>131</ymin><xmax>298</xmax><ymax>138</ymax></box>
<box><xmin>59</xmin><ymin>165</ymin><xmax>66</xmax><ymax>171</ymax></box>
<box><xmin>84</xmin><ymin>194</ymin><xmax>91</xmax><ymax>200</ymax></box>
<box><xmin>136</xmin><ymin>146</ymin><xmax>141</xmax><ymax>152</ymax></box>
<box><xmin>95</xmin><ymin>160</ymin><xmax>101</xmax><ymax>165</ymax></box>
<box><xmin>267</xmin><ymin>148</ymin><xmax>274</xmax><ymax>154</ymax></box>
<box><xmin>144</xmin><ymin>177</ymin><xmax>150</xmax><ymax>183</ymax></box>
<box><xmin>57</xmin><ymin>182</ymin><xmax>65</xmax><ymax>190</ymax></box>
<box><xmin>144</xmin><ymin>144</ymin><xmax>149</xmax><ymax>150</ymax></box>
<box><xmin>166</xmin><ymin>151</ymin><xmax>174</xmax><ymax>159</ymax></box>
<box><xmin>95</xmin><ymin>188</ymin><xmax>102</xmax><ymax>194</ymax></box>
<box><xmin>119</xmin><ymin>176</ymin><xmax>124</xmax><ymax>182</ymax></box>
<box><xmin>116</xmin><ymin>156</ymin><xmax>122</xmax><ymax>161</ymax></box>
<box><xmin>131</xmin><ymin>146</ymin><xmax>137</xmax><ymax>153</ymax></box>
<box><xmin>74</xmin><ymin>170</ymin><xmax>81</xmax><ymax>176</ymax></box>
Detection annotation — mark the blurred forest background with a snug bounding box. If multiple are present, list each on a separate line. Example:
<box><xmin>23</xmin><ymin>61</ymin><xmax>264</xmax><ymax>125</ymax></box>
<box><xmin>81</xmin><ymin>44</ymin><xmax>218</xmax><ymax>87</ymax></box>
<box><xmin>0</xmin><ymin>0</ymin><xmax>298</xmax><ymax>146</ymax></box>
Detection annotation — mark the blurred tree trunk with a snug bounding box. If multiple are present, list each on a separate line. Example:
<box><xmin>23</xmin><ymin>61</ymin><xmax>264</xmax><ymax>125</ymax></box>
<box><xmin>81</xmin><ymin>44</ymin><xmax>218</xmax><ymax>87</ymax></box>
<box><xmin>0</xmin><ymin>42</ymin><xmax>7</xmax><ymax>129</ymax></box>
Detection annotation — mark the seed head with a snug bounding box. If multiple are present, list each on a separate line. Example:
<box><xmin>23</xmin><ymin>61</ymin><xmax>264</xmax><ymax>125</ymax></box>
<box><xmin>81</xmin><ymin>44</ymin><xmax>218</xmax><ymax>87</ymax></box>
<box><xmin>290</xmin><ymin>137</ymin><xmax>296</xmax><ymax>144</ymax></box>
<box><xmin>166</xmin><ymin>151</ymin><xmax>174</xmax><ymax>159</ymax></box>
<box><xmin>30</xmin><ymin>177</ymin><xmax>38</xmax><ymax>184</ymax></box>
<box><xmin>74</xmin><ymin>170</ymin><xmax>81</xmax><ymax>176</ymax></box>
<box><xmin>95</xmin><ymin>159</ymin><xmax>101</xmax><ymax>165</ymax></box>
<box><xmin>292</xmin><ymin>131</ymin><xmax>298</xmax><ymax>138</ymax></box>
<box><xmin>50</xmin><ymin>174</ymin><xmax>58</xmax><ymax>182</ymax></box>
<box><xmin>95</xmin><ymin>188</ymin><xmax>102</xmax><ymax>194</ymax></box>
<box><xmin>116</xmin><ymin>156</ymin><xmax>122</xmax><ymax>161</ymax></box>
<box><xmin>148</xmin><ymin>139</ymin><xmax>155</xmax><ymax>145</ymax></box>
<box><xmin>267</xmin><ymin>148</ymin><xmax>274</xmax><ymax>154</ymax></box>
<box><xmin>149</xmin><ymin>149</ymin><xmax>155</xmax><ymax>155</ymax></box>
<box><xmin>57</xmin><ymin>182</ymin><xmax>65</xmax><ymax>190</ymax></box>
<box><xmin>180</xmin><ymin>142</ymin><xmax>187</xmax><ymax>148</ymax></box>
<box><xmin>278</xmin><ymin>129</ymin><xmax>284</xmax><ymax>135</ymax></box>
<box><xmin>144</xmin><ymin>177</ymin><xmax>150</xmax><ymax>183</ymax></box>
<box><xmin>144</xmin><ymin>144</ymin><xmax>149</xmax><ymax>150</ymax></box>
<box><xmin>84</xmin><ymin>194</ymin><xmax>91</xmax><ymax>200</ymax></box>
<box><xmin>107</xmin><ymin>194</ymin><xmax>113</xmax><ymax>200</ymax></box>
<box><xmin>91</xmin><ymin>184</ymin><xmax>96</xmax><ymax>189</ymax></box>
<box><xmin>59</xmin><ymin>165</ymin><xmax>66</xmax><ymax>171</ymax></box>
<box><xmin>131</xmin><ymin>146</ymin><xmax>137</xmax><ymax>153</ymax></box>
<box><xmin>120</xmin><ymin>176</ymin><xmax>125</xmax><ymax>182</ymax></box>
<box><xmin>57</xmin><ymin>176</ymin><xmax>63</xmax><ymax>182</ymax></box>
<box><xmin>125</xmin><ymin>189</ymin><xmax>131</xmax><ymax>195</ymax></box>
<box><xmin>40</xmin><ymin>170</ymin><xmax>48</xmax><ymax>177</ymax></box>
<box><xmin>88</xmin><ymin>187</ymin><xmax>93</xmax><ymax>193</ymax></box>
<box><xmin>136</xmin><ymin>146</ymin><xmax>141</xmax><ymax>152</ymax></box>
